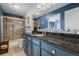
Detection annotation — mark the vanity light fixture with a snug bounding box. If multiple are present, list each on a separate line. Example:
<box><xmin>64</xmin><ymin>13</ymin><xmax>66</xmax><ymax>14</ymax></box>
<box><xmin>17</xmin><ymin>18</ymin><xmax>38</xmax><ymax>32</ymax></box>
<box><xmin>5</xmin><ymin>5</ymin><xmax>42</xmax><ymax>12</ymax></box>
<box><xmin>36</xmin><ymin>12</ymin><xmax>39</xmax><ymax>15</ymax></box>
<box><xmin>37</xmin><ymin>3</ymin><xmax>56</xmax><ymax>12</ymax></box>
<box><xmin>37</xmin><ymin>4</ymin><xmax>42</xmax><ymax>8</ymax></box>
<box><xmin>13</xmin><ymin>4</ymin><xmax>20</xmax><ymax>9</ymax></box>
<box><xmin>40</xmin><ymin>3</ymin><xmax>47</xmax><ymax>6</ymax></box>
<box><xmin>51</xmin><ymin>3</ymin><xmax>56</xmax><ymax>5</ymax></box>
<box><xmin>34</xmin><ymin>3</ymin><xmax>56</xmax><ymax>17</ymax></box>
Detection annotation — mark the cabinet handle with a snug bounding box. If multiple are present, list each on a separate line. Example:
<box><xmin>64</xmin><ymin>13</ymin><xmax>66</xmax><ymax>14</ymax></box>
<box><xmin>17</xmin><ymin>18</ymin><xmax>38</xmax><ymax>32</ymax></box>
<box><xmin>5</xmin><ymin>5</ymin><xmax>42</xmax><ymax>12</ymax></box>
<box><xmin>52</xmin><ymin>50</ymin><xmax>56</xmax><ymax>54</ymax></box>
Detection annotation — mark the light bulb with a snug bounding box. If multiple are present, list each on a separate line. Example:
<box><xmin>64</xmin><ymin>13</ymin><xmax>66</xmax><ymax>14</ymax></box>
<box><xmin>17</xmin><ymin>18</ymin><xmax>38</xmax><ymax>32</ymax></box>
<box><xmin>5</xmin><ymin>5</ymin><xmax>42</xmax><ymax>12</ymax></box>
<box><xmin>13</xmin><ymin>4</ymin><xmax>20</xmax><ymax>9</ymax></box>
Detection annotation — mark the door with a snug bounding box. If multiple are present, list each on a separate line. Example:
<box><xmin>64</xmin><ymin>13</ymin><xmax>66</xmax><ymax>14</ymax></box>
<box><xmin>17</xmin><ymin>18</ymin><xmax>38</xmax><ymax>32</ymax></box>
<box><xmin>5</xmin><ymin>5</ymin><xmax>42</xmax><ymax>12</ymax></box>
<box><xmin>3</xmin><ymin>18</ymin><xmax>13</xmax><ymax>41</ymax></box>
<box><xmin>3</xmin><ymin>18</ymin><xmax>25</xmax><ymax>41</ymax></box>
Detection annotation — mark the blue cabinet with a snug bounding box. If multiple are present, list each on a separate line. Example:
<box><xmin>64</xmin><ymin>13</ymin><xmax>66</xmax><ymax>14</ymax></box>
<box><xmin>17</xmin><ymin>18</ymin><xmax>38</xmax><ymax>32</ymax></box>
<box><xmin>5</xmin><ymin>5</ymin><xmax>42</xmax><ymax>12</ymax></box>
<box><xmin>32</xmin><ymin>43</ymin><xmax>40</xmax><ymax>56</ymax></box>
<box><xmin>23</xmin><ymin>36</ymin><xmax>28</xmax><ymax>55</ymax></box>
<box><xmin>32</xmin><ymin>37</ymin><xmax>40</xmax><ymax>56</ymax></box>
<box><xmin>23</xmin><ymin>36</ymin><xmax>28</xmax><ymax>45</ymax></box>
<box><xmin>23</xmin><ymin>36</ymin><xmax>32</xmax><ymax>56</ymax></box>
<box><xmin>41</xmin><ymin>49</ymin><xmax>53</xmax><ymax>56</ymax></box>
<box><xmin>41</xmin><ymin>40</ymin><xmax>56</xmax><ymax>55</ymax></box>
<box><xmin>41</xmin><ymin>40</ymin><xmax>74</xmax><ymax>56</ymax></box>
<box><xmin>27</xmin><ymin>40</ymin><xmax>32</xmax><ymax>56</ymax></box>
<box><xmin>23</xmin><ymin>45</ymin><xmax>27</xmax><ymax>55</ymax></box>
<box><xmin>32</xmin><ymin>37</ymin><xmax>40</xmax><ymax>46</ymax></box>
<box><xmin>23</xmin><ymin>35</ymin><xmax>77</xmax><ymax>56</ymax></box>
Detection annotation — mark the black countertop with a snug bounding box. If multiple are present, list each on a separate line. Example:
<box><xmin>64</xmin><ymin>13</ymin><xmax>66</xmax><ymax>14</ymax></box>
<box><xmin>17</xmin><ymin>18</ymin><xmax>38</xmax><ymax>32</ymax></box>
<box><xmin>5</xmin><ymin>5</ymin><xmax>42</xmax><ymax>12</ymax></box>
<box><xmin>46</xmin><ymin>32</ymin><xmax>79</xmax><ymax>38</ymax></box>
<box><xmin>23</xmin><ymin>32</ymin><xmax>79</xmax><ymax>54</ymax></box>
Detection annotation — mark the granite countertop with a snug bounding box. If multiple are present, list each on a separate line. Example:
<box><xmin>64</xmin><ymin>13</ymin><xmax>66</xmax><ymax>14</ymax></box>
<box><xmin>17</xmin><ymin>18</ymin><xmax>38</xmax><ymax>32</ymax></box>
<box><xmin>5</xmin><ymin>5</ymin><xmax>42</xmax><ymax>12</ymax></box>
<box><xmin>24</xmin><ymin>33</ymin><xmax>79</xmax><ymax>54</ymax></box>
<box><xmin>38</xmin><ymin>36</ymin><xmax>79</xmax><ymax>53</ymax></box>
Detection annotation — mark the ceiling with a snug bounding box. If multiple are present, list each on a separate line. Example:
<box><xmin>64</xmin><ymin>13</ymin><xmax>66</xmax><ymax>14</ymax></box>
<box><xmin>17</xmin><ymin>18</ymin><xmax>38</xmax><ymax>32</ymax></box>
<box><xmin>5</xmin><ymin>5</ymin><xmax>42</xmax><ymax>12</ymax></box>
<box><xmin>33</xmin><ymin>3</ymin><xmax>69</xmax><ymax>18</ymax></box>
<box><xmin>0</xmin><ymin>3</ymin><xmax>69</xmax><ymax>18</ymax></box>
<box><xmin>0</xmin><ymin>3</ymin><xmax>38</xmax><ymax>17</ymax></box>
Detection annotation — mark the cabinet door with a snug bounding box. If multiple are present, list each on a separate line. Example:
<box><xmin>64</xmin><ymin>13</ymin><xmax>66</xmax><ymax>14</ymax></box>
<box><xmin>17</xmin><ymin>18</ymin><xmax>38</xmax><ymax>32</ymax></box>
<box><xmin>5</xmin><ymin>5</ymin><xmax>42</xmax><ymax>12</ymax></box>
<box><xmin>32</xmin><ymin>43</ymin><xmax>40</xmax><ymax>56</ymax></box>
<box><xmin>24</xmin><ymin>47</ymin><xmax>27</xmax><ymax>55</ymax></box>
<box><xmin>41</xmin><ymin>40</ymin><xmax>74</xmax><ymax>56</ymax></box>
<box><xmin>27</xmin><ymin>40</ymin><xmax>32</xmax><ymax>56</ymax></box>
<box><xmin>41</xmin><ymin>49</ymin><xmax>53</xmax><ymax>56</ymax></box>
<box><xmin>23</xmin><ymin>42</ymin><xmax>28</xmax><ymax>55</ymax></box>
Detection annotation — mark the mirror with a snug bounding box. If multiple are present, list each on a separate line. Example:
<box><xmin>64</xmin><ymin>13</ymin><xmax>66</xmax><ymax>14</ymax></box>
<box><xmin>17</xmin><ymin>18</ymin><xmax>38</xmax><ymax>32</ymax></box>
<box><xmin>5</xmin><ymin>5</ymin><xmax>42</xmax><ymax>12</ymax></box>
<box><xmin>48</xmin><ymin>13</ymin><xmax>60</xmax><ymax>32</ymax></box>
<box><xmin>65</xmin><ymin>7</ymin><xmax>79</xmax><ymax>34</ymax></box>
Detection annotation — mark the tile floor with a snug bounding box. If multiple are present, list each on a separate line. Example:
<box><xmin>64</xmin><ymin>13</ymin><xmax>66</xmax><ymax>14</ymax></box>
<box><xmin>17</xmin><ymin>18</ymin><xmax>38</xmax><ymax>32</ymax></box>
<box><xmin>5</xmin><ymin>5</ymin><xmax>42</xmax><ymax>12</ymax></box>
<box><xmin>0</xmin><ymin>39</ymin><xmax>26</xmax><ymax>56</ymax></box>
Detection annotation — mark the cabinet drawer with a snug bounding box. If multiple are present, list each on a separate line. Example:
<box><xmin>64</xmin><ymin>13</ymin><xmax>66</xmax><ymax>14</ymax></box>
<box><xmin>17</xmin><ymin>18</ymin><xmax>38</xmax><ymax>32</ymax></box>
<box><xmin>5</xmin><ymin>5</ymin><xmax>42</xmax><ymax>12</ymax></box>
<box><xmin>27</xmin><ymin>37</ymin><xmax>31</xmax><ymax>41</ymax></box>
<box><xmin>32</xmin><ymin>37</ymin><xmax>40</xmax><ymax>46</ymax></box>
<box><xmin>23</xmin><ymin>45</ymin><xmax>27</xmax><ymax>50</ymax></box>
<box><xmin>23</xmin><ymin>39</ymin><xmax>28</xmax><ymax>43</ymax></box>
<box><xmin>23</xmin><ymin>42</ymin><xmax>28</xmax><ymax>46</ymax></box>
<box><xmin>53</xmin><ymin>48</ymin><xmax>74</xmax><ymax>56</ymax></box>
<box><xmin>41</xmin><ymin>41</ymin><xmax>74</xmax><ymax>56</ymax></box>
<box><xmin>23</xmin><ymin>37</ymin><xmax>28</xmax><ymax>42</ymax></box>
<box><xmin>27</xmin><ymin>40</ymin><xmax>32</xmax><ymax>56</ymax></box>
<box><xmin>41</xmin><ymin>41</ymin><xmax>56</xmax><ymax>55</ymax></box>
<box><xmin>41</xmin><ymin>49</ymin><xmax>53</xmax><ymax>56</ymax></box>
<box><xmin>24</xmin><ymin>49</ymin><xmax>27</xmax><ymax>55</ymax></box>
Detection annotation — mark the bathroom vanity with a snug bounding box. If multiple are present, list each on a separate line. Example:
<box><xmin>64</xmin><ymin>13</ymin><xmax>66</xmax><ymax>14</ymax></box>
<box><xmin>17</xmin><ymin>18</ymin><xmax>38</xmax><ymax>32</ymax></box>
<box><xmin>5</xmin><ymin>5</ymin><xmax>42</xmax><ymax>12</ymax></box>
<box><xmin>23</xmin><ymin>32</ymin><xmax>79</xmax><ymax>56</ymax></box>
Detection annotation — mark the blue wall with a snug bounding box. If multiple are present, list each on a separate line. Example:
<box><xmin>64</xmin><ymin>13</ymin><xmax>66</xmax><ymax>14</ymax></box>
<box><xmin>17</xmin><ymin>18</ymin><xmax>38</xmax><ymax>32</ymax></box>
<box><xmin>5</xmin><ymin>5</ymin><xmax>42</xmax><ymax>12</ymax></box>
<box><xmin>61</xmin><ymin>12</ymin><xmax>65</xmax><ymax>30</ymax></box>
<box><xmin>39</xmin><ymin>16</ymin><xmax>48</xmax><ymax>29</ymax></box>
<box><xmin>0</xmin><ymin>6</ymin><xmax>3</xmax><ymax>42</ymax></box>
<box><xmin>37</xmin><ymin>3</ymin><xmax>79</xmax><ymax>30</ymax></box>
